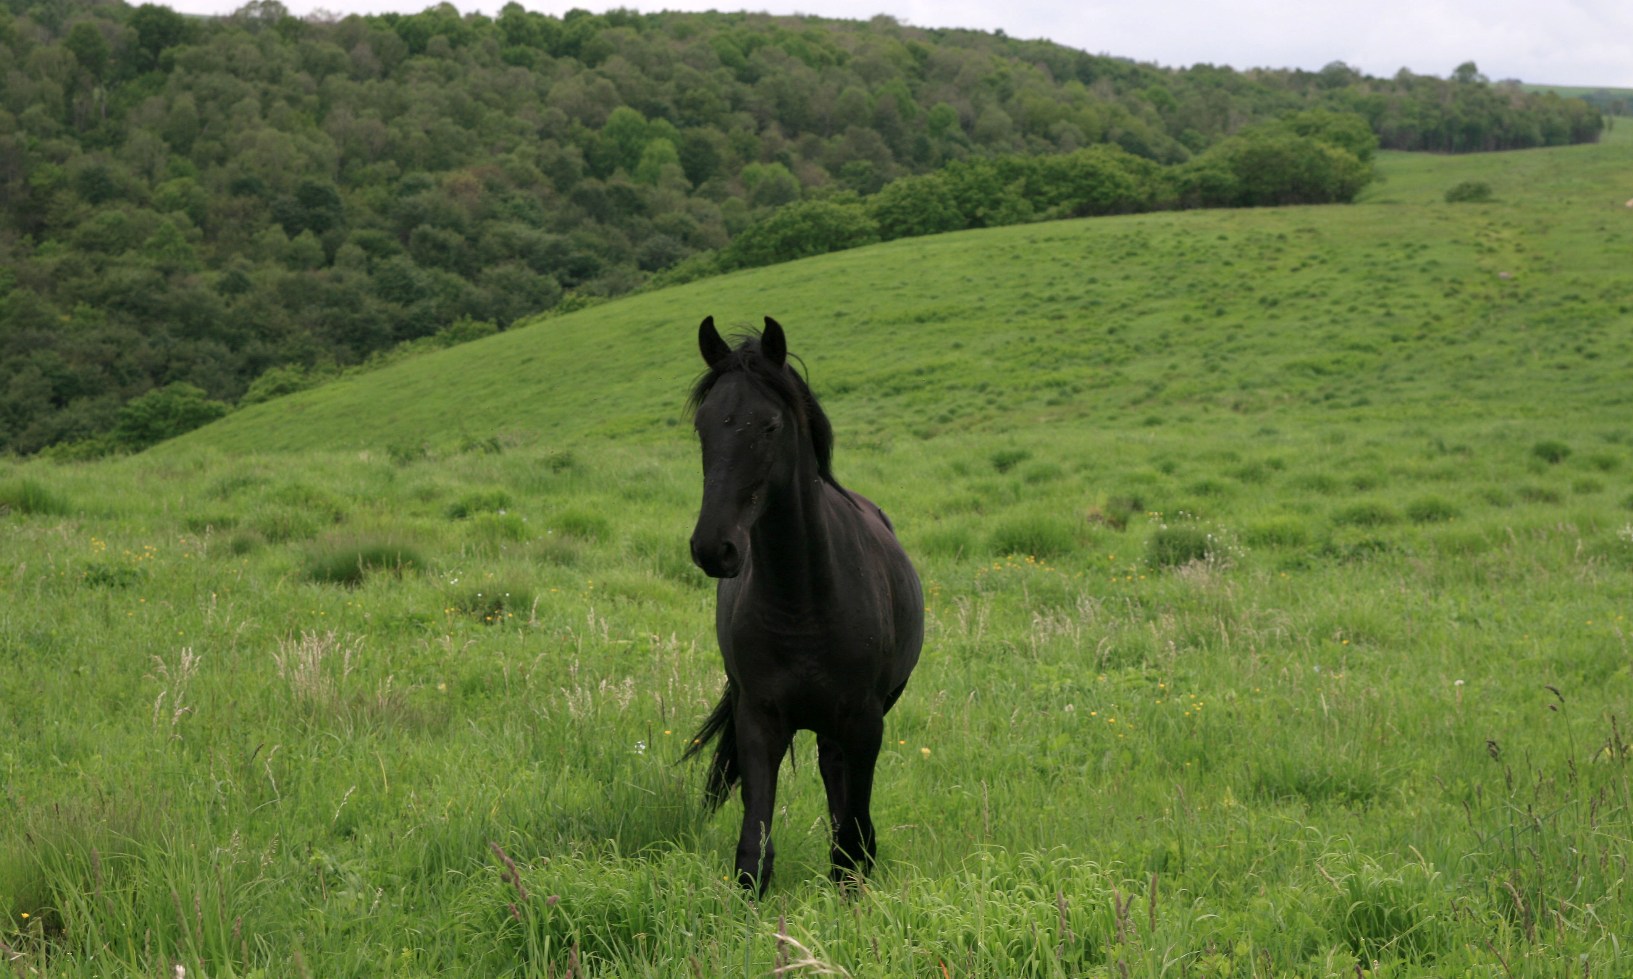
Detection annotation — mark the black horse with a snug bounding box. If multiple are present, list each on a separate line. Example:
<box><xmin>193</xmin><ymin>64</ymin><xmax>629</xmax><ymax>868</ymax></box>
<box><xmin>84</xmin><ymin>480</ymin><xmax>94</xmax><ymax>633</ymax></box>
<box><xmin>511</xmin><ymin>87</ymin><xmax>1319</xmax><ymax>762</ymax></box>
<box><xmin>683</xmin><ymin>315</ymin><xmax>924</xmax><ymax>893</ymax></box>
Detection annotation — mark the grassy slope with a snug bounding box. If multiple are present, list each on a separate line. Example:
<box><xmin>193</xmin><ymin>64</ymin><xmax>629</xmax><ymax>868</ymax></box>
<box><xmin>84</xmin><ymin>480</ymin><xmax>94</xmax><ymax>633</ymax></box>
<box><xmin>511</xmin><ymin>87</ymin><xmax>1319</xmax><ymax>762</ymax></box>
<box><xmin>3</xmin><ymin>130</ymin><xmax>1632</xmax><ymax>977</ymax></box>
<box><xmin>166</xmin><ymin>129</ymin><xmax>1633</xmax><ymax>458</ymax></box>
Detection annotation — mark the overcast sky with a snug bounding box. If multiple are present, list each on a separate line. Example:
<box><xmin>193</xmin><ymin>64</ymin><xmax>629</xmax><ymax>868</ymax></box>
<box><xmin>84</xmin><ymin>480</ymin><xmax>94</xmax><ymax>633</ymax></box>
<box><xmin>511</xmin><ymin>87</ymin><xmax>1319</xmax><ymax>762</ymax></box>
<box><xmin>160</xmin><ymin>0</ymin><xmax>1633</xmax><ymax>88</ymax></box>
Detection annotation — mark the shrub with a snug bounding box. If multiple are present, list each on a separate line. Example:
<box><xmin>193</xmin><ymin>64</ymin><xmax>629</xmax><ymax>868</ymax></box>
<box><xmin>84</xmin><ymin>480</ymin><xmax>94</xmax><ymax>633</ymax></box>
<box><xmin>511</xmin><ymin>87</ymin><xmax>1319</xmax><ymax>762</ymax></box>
<box><xmin>1444</xmin><ymin>180</ymin><xmax>1494</xmax><ymax>203</ymax></box>
<box><xmin>723</xmin><ymin>200</ymin><xmax>879</xmax><ymax>269</ymax></box>
<box><xmin>869</xmin><ymin>173</ymin><xmax>967</xmax><ymax>240</ymax></box>
<box><xmin>241</xmin><ymin>364</ymin><xmax>330</xmax><ymax>406</ymax></box>
<box><xmin>433</xmin><ymin>316</ymin><xmax>499</xmax><ymax>348</ymax></box>
<box><xmin>1194</xmin><ymin>130</ymin><xmax>1372</xmax><ymax>207</ymax></box>
<box><xmin>111</xmin><ymin>383</ymin><xmax>230</xmax><ymax>451</ymax></box>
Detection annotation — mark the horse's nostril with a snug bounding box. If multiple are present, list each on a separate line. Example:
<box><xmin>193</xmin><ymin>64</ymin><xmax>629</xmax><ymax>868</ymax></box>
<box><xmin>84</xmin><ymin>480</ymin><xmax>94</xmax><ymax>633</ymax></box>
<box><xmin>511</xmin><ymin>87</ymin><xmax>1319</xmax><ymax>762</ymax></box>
<box><xmin>690</xmin><ymin>536</ymin><xmax>741</xmax><ymax>578</ymax></box>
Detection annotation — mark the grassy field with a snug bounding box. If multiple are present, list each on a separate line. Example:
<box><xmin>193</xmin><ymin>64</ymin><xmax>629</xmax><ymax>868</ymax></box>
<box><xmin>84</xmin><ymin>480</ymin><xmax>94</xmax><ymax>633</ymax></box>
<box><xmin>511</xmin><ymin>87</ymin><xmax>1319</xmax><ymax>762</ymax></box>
<box><xmin>4</xmin><ymin>129</ymin><xmax>1633</xmax><ymax>977</ymax></box>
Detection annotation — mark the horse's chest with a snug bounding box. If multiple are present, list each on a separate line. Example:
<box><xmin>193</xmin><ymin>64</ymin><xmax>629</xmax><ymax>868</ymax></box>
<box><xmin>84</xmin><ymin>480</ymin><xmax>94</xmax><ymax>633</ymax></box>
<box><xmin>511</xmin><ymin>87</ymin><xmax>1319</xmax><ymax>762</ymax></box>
<box><xmin>722</xmin><ymin>608</ymin><xmax>888</xmax><ymax>693</ymax></box>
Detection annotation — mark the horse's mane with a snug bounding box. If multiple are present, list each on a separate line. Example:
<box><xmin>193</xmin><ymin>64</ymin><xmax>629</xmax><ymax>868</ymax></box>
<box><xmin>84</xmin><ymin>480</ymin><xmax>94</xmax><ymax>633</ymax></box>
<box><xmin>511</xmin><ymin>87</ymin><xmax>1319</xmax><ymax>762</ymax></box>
<box><xmin>687</xmin><ymin>330</ymin><xmax>841</xmax><ymax>490</ymax></box>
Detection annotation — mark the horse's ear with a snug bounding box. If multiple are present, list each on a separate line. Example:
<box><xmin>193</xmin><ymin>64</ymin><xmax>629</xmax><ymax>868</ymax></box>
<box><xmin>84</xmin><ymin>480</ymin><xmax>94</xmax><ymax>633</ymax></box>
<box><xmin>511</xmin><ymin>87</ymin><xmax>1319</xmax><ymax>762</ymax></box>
<box><xmin>699</xmin><ymin>316</ymin><xmax>730</xmax><ymax>367</ymax></box>
<box><xmin>762</xmin><ymin>317</ymin><xmax>787</xmax><ymax>368</ymax></box>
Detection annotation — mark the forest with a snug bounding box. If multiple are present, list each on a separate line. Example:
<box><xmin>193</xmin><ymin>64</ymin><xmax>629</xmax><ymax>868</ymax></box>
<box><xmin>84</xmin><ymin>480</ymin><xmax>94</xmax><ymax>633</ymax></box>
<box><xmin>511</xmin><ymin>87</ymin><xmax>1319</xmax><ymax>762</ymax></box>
<box><xmin>0</xmin><ymin>0</ymin><xmax>1606</xmax><ymax>455</ymax></box>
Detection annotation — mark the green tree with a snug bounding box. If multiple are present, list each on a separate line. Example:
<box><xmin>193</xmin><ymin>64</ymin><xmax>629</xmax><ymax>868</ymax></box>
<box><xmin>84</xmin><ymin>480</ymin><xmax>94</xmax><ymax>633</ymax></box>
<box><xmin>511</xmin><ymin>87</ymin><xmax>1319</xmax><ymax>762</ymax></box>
<box><xmin>129</xmin><ymin>4</ymin><xmax>193</xmax><ymax>73</ymax></box>
<box><xmin>740</xmin><ymin>161</ymin><xmax>800</xmax><ymax>208</ymax></box>
<box><xmin>723</xmin><ymin>199</ymin><xmax>878</xmax><ymax>269</ymax></box>
<box><xmin>111</xmin><ymin>382</ymin><xmax>230</xmax><ymax>451</ymax></box>
<box><xmin>869</xmin><ymin>173</ymin><xmax>965</xmax><ymax>240</ymax></box>
<box><xmin>634</xmin><ymin>138</ymin><xmax>681</xmax><ymax>186</ymax></box>
<box><xmin>64</xmin><ymin>22</ymin><xmax>110</xmax><ymax>83</ymax></box>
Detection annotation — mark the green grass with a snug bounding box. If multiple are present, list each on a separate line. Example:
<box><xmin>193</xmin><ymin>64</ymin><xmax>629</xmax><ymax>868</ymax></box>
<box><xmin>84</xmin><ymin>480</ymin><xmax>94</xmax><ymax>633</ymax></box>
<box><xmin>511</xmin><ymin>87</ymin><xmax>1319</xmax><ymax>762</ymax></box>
<box><xmin>4</xmin><ymin>133</ymin><xmax>1633</xmax><ymax>977</ymax></box>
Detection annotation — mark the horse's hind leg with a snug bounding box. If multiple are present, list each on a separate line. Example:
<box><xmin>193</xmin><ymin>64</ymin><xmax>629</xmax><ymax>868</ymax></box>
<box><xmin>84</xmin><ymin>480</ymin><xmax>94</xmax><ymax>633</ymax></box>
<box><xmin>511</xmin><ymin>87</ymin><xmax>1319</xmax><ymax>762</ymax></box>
<box><xmin>817</xmin><ymin>734</ymin><xmax>848</xmax><ymax>837</ymax></box>
<box><xmin>827</xmin><ymin>712</ymin><xmax>883</xmax><ymax>884</ymax></box>
<box><xmin>733</xmin><ymin>712</ymin><xmax>791</xmax><ymax>895</ymax></box>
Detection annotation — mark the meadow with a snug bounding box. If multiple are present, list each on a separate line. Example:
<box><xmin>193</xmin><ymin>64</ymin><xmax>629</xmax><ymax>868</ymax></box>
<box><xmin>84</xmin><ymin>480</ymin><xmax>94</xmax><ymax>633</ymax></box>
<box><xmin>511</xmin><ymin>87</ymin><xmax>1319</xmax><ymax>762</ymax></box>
<box><xmin>3</xmin><ymin>129</ymin><xmax>1633</xmax><ymax>977</ymax></box>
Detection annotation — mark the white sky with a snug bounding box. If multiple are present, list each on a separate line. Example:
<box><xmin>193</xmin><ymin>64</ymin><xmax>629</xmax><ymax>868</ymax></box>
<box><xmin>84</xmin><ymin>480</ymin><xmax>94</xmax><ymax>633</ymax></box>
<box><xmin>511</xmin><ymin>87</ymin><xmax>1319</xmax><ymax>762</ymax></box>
<box><xmin>160</xmin><ymin>0</ymin><xmax>1633</xmax><ymax>88</ymax></box>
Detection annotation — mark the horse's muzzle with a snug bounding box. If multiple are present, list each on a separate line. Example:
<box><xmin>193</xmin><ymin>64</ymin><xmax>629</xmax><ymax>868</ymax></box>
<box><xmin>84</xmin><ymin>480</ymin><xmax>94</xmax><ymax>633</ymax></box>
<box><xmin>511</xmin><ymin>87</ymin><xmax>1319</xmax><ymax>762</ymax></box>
<box><xmin>690</xmin><ymin>535</ymin><xmax>742</xmax><ymax>578</ymax></box>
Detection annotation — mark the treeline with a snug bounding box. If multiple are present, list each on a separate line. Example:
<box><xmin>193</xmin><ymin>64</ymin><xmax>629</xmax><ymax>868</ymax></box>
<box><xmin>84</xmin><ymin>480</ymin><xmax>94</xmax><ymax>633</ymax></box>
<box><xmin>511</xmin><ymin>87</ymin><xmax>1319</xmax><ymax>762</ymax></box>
<box><xmin>1331</xmin><ymin>62</ymin><xmax>1609</xmax><ymax>152</ymax></box>
<box><xmin>0</xmin><ymin>0</ymin><xmax>1603</xmax><ymax>454</ymax></box>
<box><xmin>689</xmin><ymin>109</ymin><xmax>1378</xmax><ymax>275</ymax></box>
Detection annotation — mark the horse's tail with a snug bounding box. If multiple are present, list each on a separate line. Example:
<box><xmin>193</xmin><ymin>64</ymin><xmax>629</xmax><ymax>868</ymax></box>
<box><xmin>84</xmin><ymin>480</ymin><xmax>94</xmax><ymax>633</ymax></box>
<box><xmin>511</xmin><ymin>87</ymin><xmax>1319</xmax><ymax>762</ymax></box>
<box><xmin>682</xmin><ymin>679</ymin><xmax>739</xmax><ymax>811</ymax></box>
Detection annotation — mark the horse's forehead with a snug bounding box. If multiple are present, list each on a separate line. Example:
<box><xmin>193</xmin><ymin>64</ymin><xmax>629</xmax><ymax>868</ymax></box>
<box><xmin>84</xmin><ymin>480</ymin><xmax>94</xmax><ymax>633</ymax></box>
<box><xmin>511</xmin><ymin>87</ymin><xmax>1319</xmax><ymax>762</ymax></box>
<box><xmin>700</xmin><ymin>372</ymin><xmax>781</xmax><ymax>421</ymax></box>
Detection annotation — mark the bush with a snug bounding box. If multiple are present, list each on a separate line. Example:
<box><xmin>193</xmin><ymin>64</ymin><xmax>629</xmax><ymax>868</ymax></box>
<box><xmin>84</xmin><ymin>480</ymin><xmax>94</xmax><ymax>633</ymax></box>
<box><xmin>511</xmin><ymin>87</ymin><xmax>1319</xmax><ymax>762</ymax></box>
<box><xmin>112</xmin><ymin>383</ymin><xmax>230</xmax><ymax>451</ymax></box>
<box><xmin>1194</xmin><ymin>128</ymin><xmax>1373</xmax><ymax>207</ymax></box>
<box><xmin>241</xmin><ymin>364</ymin><xmax>329</xmax><ymax>406</ymax></box>
<box><xmin>868</xmin><ymin>174</ymin><xmax>967</xmax><ymax>240</ymax></box>
<box><xmin>1444</xmin><ymin>180</ymin><xmax>1494</xmax><ymax>203</ymax></box>
<box><xmin>723</xmin><ymin>200</ymin><xmax>879</xmax><ymax>269</ymax></box>
<box><xmin>433</xmin><ymin>316</ymin><xmax>499</xmax><ymax>348</ymax></box>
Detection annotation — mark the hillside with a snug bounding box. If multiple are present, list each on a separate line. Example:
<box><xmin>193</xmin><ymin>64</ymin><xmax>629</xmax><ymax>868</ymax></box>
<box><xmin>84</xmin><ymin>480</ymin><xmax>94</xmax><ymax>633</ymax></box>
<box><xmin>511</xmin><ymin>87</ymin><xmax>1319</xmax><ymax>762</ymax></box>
<box><xmin>165</xmin><ymin>128</ymin><xmax>1633</xmax><ymax>457</ymax></box>
<box><xmin>4</xmin><ymin>119</ymin><xmax>1633</xmax><ymax>979</ymax></box>
<box><xmin>0</xmin><ymin>0</ymin><xmax>1603</xmax><ymax>454</ymax></box>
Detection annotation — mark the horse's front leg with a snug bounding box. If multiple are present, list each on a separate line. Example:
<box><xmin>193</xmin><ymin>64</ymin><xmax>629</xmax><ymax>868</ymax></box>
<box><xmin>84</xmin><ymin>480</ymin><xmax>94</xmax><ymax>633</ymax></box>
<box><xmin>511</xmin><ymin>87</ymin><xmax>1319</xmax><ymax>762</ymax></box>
<box><xmin>828</xmin><ymin>712</ymin><xmax>883</xmax><ymax>884</ymax></box>
<box><xmin>733</xmin><ymin>708</ymin><xmax>790</xmax><ymax>894</ymax></box>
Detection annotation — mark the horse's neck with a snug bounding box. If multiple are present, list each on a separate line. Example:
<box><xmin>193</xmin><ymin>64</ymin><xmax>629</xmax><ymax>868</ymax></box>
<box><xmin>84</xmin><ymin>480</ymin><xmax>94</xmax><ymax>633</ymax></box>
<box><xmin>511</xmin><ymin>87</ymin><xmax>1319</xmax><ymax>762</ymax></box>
<box><xmin>749</xmin><ymin>456</ymin><xmax>842</xmax><ymax>601</ymax></box>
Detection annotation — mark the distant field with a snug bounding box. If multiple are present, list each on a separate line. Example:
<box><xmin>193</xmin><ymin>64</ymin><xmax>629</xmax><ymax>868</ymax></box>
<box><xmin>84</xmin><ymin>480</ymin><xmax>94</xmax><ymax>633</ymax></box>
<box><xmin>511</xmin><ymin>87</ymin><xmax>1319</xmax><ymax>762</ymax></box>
<box><xmin>5</xmin><ymin>131</ymin><xmax>1633</xmax><ymax>977</ymax></box>
<box><xmin>1522</xmin><ymin>82</ymin><xmax>1633</xmax><ymax>102</ymax></box>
